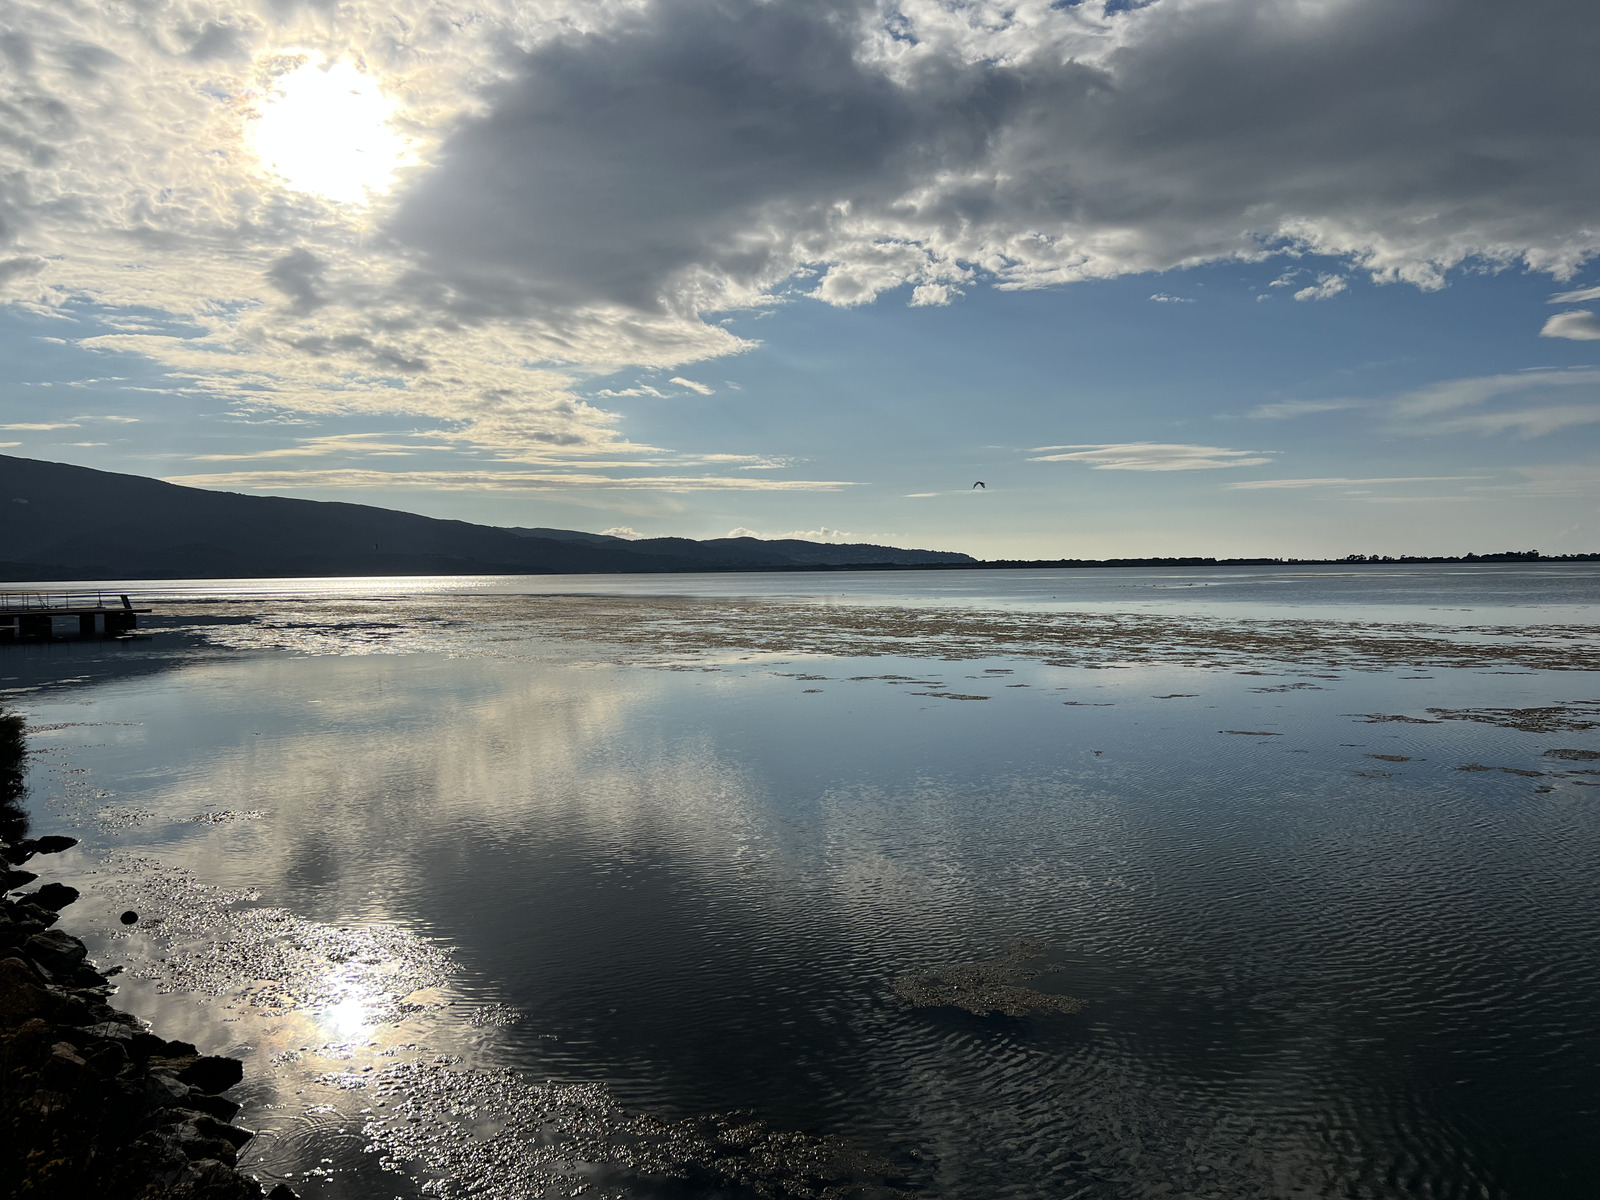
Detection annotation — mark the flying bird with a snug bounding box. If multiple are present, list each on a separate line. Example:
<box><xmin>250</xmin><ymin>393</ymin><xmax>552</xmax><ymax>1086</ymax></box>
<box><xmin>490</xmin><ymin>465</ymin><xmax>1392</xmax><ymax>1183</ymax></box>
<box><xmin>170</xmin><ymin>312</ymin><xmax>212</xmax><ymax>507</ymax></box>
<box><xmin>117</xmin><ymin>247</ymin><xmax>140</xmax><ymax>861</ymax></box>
<box><xmin>972</xmin><ymin>481</ymin><xmax>986</xmax><ymax>489</ymax></box>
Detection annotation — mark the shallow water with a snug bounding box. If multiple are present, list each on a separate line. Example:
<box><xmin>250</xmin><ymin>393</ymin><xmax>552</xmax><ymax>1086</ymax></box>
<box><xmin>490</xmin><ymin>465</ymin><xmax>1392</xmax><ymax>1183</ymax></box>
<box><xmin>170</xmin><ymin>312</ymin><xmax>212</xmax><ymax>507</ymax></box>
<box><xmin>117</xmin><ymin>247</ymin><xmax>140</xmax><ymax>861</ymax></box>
<box><xmin>5</xmin><ymin>568</ymin><xmax>1600</xmax><ymax>1198</ymax></box>
<box><xmin>18</xmin><ymin>559</ymin><xmax>1600</xmax><ymax>622</ymax></box>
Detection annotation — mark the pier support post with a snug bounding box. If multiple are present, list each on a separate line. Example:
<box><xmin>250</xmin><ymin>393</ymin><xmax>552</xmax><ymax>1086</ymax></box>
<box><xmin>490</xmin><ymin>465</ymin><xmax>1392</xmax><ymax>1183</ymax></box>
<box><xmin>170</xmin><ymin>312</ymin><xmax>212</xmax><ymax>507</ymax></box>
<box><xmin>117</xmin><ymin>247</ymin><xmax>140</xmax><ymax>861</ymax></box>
<box><xmin>79</xmin><ymin>613</ymin><xmax>98</xmax><ymax>638</ymax></box>
<box><xmin>105</xmin><ymin>611</ymin><xmax>136</xmax><ymax>636</ymax></box>
<box><xmin>19</xmin><ymin>615</ymin><xmax>52</xmax><ymax>640</ymax></box>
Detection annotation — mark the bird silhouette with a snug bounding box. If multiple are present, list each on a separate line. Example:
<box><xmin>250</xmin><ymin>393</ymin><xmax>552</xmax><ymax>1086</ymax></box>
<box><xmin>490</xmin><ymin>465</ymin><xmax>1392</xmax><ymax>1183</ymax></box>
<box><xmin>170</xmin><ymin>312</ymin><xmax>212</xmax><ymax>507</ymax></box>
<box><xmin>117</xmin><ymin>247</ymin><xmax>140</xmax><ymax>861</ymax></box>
<box><xmin>972</xmin><ymin>481</ymin><xmax>986</xmax><ymax>489</ymax></box>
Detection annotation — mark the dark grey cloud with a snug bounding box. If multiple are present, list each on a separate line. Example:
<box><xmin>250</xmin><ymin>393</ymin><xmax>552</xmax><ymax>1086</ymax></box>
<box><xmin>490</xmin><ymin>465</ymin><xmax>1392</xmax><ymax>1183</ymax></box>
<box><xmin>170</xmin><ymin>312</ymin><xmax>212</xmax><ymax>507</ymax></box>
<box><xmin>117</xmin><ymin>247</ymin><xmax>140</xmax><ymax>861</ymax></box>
<box><xmin>387</xmin><ymin>0</ymin><xmax>1600</xmax><ymax>323</ymax></box>
<box><xmin>390</xmin><ymin>0</ymin><xmax>989</xmax><ymax>315</ymax></box>
<box><xmin>185</xmin><ymin>20</ymin><xmax>250</xmax><ymax>62</ymax></box>
<box><xmin>267</xmin><ymin>248</ymin><xmax>329</xmax><ymax>314</ymax></box>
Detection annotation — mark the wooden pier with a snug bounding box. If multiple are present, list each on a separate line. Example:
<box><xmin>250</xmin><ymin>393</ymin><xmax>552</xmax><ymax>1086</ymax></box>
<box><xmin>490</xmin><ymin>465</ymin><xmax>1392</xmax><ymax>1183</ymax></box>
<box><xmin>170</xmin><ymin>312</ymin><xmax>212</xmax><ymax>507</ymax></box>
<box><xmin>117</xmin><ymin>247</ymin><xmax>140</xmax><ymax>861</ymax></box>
<box><xmin>0</xmin><ymin>591</ymin><xmax>150</xmax><ymax>641</ymax></box>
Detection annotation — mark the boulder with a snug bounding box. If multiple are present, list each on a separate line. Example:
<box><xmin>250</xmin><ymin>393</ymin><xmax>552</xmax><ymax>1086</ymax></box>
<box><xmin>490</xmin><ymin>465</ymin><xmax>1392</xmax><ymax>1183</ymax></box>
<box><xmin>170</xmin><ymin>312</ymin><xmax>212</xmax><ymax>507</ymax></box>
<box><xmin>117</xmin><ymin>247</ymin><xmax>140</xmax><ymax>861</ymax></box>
<box><xmin>184</xmin><ymin>1091</ymin><xmax>243</xmax><ymax>1122</ymax></box>
<box><xmin>23</xmin><ymin>928</ymin><xmax>88</xmax><ymax>975</ymax></box>
<box><xmin>0</xmin><ymin>955</ymin><xmax>58</xmax><ymax>1020</ymax></box>
<box><xmin>193</xmin><ymin>1113</ymin><xmax>255</xmax><ymax>1150</ymax></box>
<box><xmin>23</xmin><ymin>882</ymin><xmax>79</xmax><ymax>911</ymax></box>
<box><xmin>180</xmin><ymin>1055</ymin><xmax>245</xmax><ymax>1095</ymax></box>
<box><xmin>145</xmin><ymin>1070</ymin><xmax>192</xmax><ymax>1109</ymax></box>
<box><xmin>40</xmin><ymin>1040</ymin><xmax>91</xmax><ymax>1090</ymax></box>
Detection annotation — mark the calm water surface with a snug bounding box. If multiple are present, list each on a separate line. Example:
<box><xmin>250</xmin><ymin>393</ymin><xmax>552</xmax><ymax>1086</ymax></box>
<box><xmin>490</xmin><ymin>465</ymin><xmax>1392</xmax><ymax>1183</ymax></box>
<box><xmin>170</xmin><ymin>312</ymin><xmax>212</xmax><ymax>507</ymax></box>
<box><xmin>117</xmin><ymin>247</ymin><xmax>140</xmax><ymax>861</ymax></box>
<box><xmin>4</xmin><ymin>566</ymin><xmax>1599</xmax><ymax>1198</ymax></box>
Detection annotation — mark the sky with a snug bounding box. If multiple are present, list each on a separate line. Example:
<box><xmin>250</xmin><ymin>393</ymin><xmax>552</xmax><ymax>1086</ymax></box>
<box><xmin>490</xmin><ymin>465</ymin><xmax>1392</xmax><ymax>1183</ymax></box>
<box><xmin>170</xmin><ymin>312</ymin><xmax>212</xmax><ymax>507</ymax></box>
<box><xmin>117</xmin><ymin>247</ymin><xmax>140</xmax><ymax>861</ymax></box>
<box><xmin>1</xmin><ymin>0</ymin><xmax>1599</xmax><ymax>559</ymax></box>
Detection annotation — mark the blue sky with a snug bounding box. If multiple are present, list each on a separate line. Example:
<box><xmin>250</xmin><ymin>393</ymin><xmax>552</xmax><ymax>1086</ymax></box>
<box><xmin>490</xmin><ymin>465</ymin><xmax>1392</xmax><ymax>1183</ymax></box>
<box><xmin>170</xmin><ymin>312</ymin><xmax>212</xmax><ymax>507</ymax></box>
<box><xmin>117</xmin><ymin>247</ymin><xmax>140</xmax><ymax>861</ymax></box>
<box><xmin>2</xmin><ymin>0</ymin><xmax>1598</xmax><ymax>558</ymax></box>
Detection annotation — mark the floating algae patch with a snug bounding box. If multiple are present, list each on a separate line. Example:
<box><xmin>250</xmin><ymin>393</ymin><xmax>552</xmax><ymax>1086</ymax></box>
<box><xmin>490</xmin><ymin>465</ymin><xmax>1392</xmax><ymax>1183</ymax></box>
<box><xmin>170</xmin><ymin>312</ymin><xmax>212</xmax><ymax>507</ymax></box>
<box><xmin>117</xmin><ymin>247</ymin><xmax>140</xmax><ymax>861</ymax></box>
<box><xmin>891</xmin><ymin>942</ymin><xmax>1084</xmax><ymax>1018</ymax></box>
<box><xmin>1547</xmin><ymin>748</ymin><xmax>1600</xmax><ymax>761</ymax></box>
<box><xmin>1421</xmin><ymin>701</ymin><xmax>1600</xmax><ymax>733</ymax></box>
<box><xmin>364</xmin><ymin>1060</ymin><xmax>915</xmax><ymax>1200</ymax></box>
<box><xmin>172</xmin><ymin>592</ymin><xmax>1600</xmax><ymax>675</ymax></box>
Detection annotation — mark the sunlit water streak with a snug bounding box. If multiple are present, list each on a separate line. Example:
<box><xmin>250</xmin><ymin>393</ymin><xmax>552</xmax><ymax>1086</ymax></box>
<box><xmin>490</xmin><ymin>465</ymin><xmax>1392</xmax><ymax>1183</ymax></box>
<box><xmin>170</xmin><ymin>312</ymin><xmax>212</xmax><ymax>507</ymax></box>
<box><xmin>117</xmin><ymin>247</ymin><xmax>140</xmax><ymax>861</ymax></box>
<box><xmin>3</xmin><ymin>570</ymin><xmax>1599</xmax><ymax>1198</ymax></box>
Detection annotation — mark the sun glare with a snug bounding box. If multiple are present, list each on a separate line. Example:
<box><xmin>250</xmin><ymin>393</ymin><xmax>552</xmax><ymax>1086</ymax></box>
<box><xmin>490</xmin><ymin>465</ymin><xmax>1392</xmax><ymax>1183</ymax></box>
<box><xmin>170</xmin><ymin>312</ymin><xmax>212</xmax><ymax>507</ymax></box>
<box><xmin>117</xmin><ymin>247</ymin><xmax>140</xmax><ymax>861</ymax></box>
<box><xmin>250</xmin><ymin>58</ymin><xmax>410</xmax><ymax>205</ymax></box>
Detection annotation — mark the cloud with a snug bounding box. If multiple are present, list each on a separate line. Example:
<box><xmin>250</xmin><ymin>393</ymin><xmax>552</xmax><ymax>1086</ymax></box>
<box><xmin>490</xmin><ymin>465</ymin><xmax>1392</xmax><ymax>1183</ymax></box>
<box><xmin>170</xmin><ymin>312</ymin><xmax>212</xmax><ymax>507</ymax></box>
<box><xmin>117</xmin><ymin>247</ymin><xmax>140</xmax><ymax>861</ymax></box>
<box><xmin>1243</xmin><ymin>399</ymin><xmax>1365</xmax><ymax>419</ymax></box>
<box><xmin>599</xmin><ymin>526</ymin><xmax>645</xmax><ymax>539</ymax></box>
<box><xmin>1030</xmin><ymin>442</ymin><xmax>1274</xmax><ymax>470</ymax></box>
<box><xmin>1541</xmin><ymin>310</ymin><xmax>1600</xmax><ymax>340</ymax></box>
<box><xmin>1227</xmin><ymin>475</ymin><xmax>1488</xmax><ymax>490</ymax></box>
<box><xmin>0</xmin><ymin>422</ymin><xmax>80</xmax><ymax>430</ymax></box>
<box><xmin>1387</xmin><ymin>367</ymin><xmax>1600</xmax><ymax>427</ymax></box>
<box><xmin>726</xmin><ymin>526</ymin><xmax>858</xmax><ymax>542</ymax></box>
<box><xmin>0</xmin><ymin>442</ymin><xmax>20</xmax><ymax>448</ymax></box>
<box><xmin>1149</xmin><ymin>293</ymin><xmax>1194</xmax><ymax>303</ymax></box>
<box><xmin>187</xmin><ymin>432</ymin><xmax>457</xmax><ymax>462</ymax></box>
<box><xmin>668</xmin><ymin>376</ymin><xmax>714</xmax><ymax>395</ymax></box>
<box><xmin>1</xmin><ymin>0</ymin><xmax>1599</xmax><ymax>474</ymax></box>
<box><xmin>1293</xmin><ymin>274</ymin><xmax>1347</xmax><ymax>302</ymax></box>
<box><xmin>163</xmin><ymin>469</ymin><xmax>858</xmax><ymax>493</ymax></box>
<box><xmin>1418</xmin><ymin>405</ymin><xmax>1600</xmax><ymax>438</ymax></box>
<box><xmin>1550</xmin><ymin>285</ymin><xmax>1600</xmax><ymax>303</ymax></box>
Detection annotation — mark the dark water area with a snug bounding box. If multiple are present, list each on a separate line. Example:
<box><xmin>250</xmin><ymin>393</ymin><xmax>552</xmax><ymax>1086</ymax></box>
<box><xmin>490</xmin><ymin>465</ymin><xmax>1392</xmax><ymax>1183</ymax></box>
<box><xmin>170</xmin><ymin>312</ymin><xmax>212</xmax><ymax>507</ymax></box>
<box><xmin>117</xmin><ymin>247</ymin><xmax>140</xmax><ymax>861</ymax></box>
<box><xmin>4</xmin><ymin>568</ymin><xmax>1600</xmax><ymax>1198</ymax></box>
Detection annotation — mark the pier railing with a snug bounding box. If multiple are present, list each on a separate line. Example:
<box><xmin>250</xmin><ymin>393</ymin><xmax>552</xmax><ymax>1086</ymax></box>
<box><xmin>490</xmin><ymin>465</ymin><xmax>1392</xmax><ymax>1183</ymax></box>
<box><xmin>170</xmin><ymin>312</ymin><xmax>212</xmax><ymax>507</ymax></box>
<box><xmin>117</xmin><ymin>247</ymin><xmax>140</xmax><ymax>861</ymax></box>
<box><xmin>0</xmin><ymin>590</ymin><xmax>132</xmax><ymax>615</ymax></box>
<box><xmin>0</xmin><ymin>591</ymin><xmax>147</xmax><ymax>639</ymax></box>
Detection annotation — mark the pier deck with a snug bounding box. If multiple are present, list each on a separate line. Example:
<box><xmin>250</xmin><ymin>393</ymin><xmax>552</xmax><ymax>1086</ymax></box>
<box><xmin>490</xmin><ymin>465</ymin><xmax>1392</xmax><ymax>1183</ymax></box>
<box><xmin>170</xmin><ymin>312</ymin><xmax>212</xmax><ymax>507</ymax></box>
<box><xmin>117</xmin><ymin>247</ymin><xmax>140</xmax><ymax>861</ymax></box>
<box><xmin>0</xmin><ymin>591</ymin><xmax>151</xmax><ymax>640</ymax></box>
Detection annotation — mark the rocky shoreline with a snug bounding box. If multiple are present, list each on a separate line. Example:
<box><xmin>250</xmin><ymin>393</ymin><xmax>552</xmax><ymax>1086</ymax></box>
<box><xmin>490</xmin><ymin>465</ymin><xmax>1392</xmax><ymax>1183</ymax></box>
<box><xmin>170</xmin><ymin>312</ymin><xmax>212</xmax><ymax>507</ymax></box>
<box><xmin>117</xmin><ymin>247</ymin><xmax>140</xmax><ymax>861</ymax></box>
<box><xmin>1</xmin><ymin>707</ymin><xmax>292</xmax><ymax>1200</ymax></box>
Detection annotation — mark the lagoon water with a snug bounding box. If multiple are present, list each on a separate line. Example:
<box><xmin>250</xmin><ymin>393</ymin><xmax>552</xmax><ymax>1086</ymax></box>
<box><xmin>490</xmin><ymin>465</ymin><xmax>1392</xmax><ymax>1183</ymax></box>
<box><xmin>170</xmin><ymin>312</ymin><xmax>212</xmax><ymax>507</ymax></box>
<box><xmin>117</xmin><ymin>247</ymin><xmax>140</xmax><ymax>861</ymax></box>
<box><xmin>5</xmin><ymin>564</ymin><xmax>1600</xmax><ymax>1198</ymax></box>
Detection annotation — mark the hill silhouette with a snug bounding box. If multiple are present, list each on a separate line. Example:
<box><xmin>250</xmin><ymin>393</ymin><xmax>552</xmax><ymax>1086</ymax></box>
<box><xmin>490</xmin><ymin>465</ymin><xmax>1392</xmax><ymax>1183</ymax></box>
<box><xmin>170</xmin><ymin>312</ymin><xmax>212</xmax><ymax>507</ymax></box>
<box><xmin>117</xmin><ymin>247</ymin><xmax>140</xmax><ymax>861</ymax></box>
<box><xmin>0</xmin><ymin>454</ymin><xmax>972</xmax><ymax>581</ymax></box>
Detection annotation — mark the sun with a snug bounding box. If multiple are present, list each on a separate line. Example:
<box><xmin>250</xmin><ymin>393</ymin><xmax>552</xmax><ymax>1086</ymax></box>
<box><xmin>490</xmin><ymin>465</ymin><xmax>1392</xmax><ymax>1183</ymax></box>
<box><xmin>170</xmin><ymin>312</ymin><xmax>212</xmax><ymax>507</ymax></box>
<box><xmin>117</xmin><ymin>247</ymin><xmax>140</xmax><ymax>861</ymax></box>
<box><xmin>249</xmin><ymin>57</ymin><xmax>411</xmax><ymax>205</ymax></box>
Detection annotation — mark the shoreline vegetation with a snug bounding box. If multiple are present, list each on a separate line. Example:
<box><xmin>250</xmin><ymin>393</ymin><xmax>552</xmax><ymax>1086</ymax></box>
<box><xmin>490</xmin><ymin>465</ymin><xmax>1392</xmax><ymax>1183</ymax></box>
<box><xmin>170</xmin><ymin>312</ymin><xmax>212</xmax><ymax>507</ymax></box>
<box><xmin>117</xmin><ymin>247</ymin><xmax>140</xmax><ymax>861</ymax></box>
<box><xmin>0</xmin><ymin>706</ymin><xmax>293</xmax><ymax>1200</ymax></box>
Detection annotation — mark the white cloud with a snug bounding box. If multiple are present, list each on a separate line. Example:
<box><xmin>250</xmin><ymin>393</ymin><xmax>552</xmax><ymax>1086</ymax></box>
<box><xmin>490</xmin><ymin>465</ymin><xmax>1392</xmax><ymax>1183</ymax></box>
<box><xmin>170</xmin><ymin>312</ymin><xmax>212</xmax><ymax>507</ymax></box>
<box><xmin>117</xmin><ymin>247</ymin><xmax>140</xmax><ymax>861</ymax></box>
<box><xmin>163</xmin><ymin>469</ymin><xmax>858</xmax><ymax>492</ymax></box>
<box><xmin>668</xmin><ymin>376</ymin><xmax>714</xmax><ymax>395</ymax></box>
<box><xmin>1030</xmin><ymin>442</ymin><xmax>1274</xmax><ymax>471</ymax></box>
<box><xmin>1358</xmin><ymin>366</ymin><xmax>1600</xmax><ymax>439</ymax></box>
<box><xmin>1541</xmin><ymin>310</ymin><xmax>1600</xmax><ymax>340</ymax></box>
<box><xmin>0</xmin><ymin>422</ymin><xmax>80</xmax><ymax>430</ymax></box>
<box><xmin>1243</xmin><ymin>399</ymin><xmax>1365</xmax><ymax>419</ymax></box>
<box><xmin>1549</xmin><ymin>285</ymin><xmax>1600</xmax><ymax>303</ymax></box>
<box><xmin>1293</xmin><ymin>274</ymin><xmax>1347</xmax><ymax>302</ymax></box>
<box><xmin>600</xmin><ymin>526</ymin><xmax>645</xmax><ymax>539</ymax></box>
<box><xmin>909</xmin><ymin>283</ymin><xmax>958</xmax><ymax>306</ymax></box>
<box><xmin>726</xmin><ymin>526</ymin><xmax>858</xmax><ymax>543</ymax></box>
<box><xmin>1149</xmin><ymin>293</ymin><xmax>1194</xmax><ymax>303</ymax></box>
<box><xmin>1388</xmin><ymin>368</ymin><xmax>1600</xmax><ymax>419</ymax></box>
<box><xmin>0</xmin><ymin>0</ymin><xmax>1597</xmax><ymax>477</ymax></box>
<box><xmin>595</xmin><ymin>386</ymin><xmax>668</xmax><ymax>398</ymax></box>
<box><xmin>0</xmin><ymin>442</ymin><xmax>20</xmax><ymax>448</ymax></box>
<box><xmin>187</xmin><ymin>432</ymin><xmax>456</xmax><ymax>462</ymax></box>
<box><xmin>1228</xmin><ymin>475</ymin><xmax>1489</xmax><ymax>490</ymax></box>
<box><xmin>1422</xmin><ymin>405</ymin><xmax>1600</xmax><ymax>438</ymax></box>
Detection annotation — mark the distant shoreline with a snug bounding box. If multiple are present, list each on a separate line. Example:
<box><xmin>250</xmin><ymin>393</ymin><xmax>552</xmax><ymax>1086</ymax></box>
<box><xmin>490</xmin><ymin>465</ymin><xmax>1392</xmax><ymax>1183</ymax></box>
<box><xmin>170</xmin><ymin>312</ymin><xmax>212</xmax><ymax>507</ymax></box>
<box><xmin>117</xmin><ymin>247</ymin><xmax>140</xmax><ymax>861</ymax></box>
<box><xmin>2</xmin><ymin>550</ymin><xmax>1596</xmax><ymax>584</ymax></box>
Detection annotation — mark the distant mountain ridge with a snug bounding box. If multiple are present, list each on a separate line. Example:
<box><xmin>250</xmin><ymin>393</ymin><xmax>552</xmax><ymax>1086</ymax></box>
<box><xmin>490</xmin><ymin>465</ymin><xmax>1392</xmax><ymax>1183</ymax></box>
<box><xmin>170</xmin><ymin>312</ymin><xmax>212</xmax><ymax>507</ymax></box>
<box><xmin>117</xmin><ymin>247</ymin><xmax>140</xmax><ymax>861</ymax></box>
<box><xmin>504</xmin><ymin>527</ymin><xmax>974</xmax><ymax>568</ymax></box>
<box><xmin>0</xmin><ymin>454</ymin><xmax>973</xmax><ymax>581</ymax></box>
